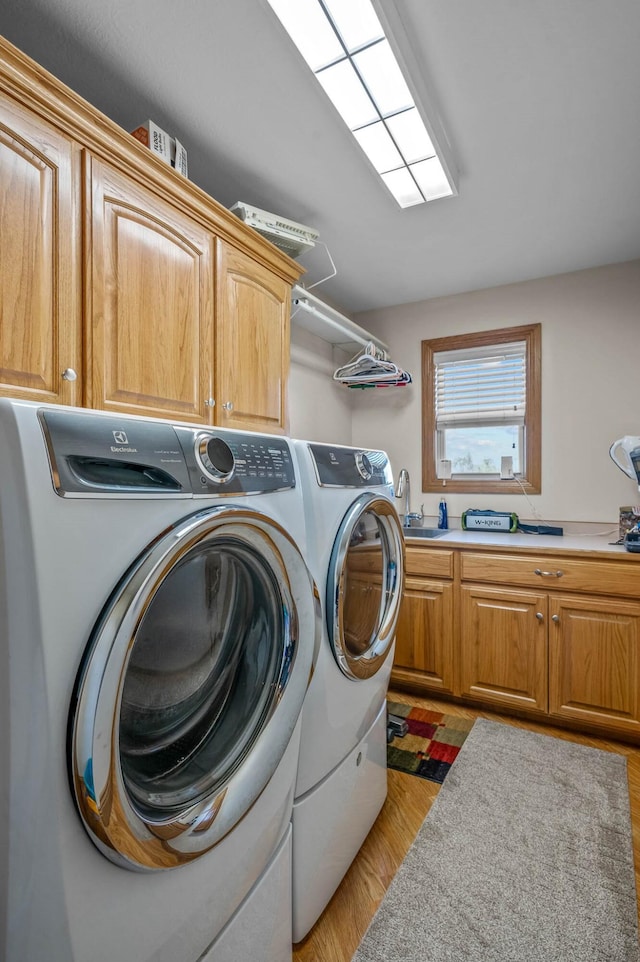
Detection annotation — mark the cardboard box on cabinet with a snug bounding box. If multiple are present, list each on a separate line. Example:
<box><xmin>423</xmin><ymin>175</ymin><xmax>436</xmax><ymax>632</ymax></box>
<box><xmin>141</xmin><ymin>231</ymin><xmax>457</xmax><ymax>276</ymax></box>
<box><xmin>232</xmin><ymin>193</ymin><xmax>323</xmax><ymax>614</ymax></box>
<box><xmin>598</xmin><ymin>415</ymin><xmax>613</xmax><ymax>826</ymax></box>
<box><xmin>131</xmin><ymin>119</ymin><xmax>171</xmax><ymax>163</ymax></box>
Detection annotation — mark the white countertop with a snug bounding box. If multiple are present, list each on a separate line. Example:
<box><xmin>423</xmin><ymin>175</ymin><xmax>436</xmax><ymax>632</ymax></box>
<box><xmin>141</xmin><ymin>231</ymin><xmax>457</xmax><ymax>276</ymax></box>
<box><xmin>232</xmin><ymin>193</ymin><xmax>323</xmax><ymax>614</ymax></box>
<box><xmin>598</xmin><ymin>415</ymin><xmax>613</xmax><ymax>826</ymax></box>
<box><xmin>404</xmin><ymin>528</ymin><xmax>634</xmax><ymax>557</ymax></box>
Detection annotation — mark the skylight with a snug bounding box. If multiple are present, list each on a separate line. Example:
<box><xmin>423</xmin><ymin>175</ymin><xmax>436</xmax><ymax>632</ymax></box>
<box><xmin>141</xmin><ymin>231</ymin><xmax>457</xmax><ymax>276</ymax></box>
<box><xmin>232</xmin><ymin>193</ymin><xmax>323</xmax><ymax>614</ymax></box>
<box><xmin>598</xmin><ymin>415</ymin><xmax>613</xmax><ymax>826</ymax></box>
<box><xmin>266</xmin><ymin>0</ymin><xmax>456</xmax><ymax>207</ymax></box>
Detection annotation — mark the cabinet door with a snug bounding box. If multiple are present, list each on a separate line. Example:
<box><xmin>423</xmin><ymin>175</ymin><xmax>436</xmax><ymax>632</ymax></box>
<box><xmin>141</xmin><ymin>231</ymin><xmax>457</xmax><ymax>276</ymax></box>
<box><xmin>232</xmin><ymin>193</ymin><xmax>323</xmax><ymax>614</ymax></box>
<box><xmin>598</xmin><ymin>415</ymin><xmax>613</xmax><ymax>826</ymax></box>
<box><xmin>549</xmin><ymin>594</ymin><xmax>640</xmax><ymax>735</ymax></box>
<box><xmin>87</xmin><ymin>157</ymin><xmax>214</xmax><ymax>422</ymax></box>
<box><xmin>216</xmin><ymin>242</ymin><xmax>289</xmax><ymax>433</ymax></box>
<box><xmin>0</xmin><ymin>93</ymin><xmax>81</xmax><ymax>404</ymax></box>
<box><xmin>393</xmin><ymin>577</ymin><xmax>454</xmax><ymax>694</ymax></box>
<box><xmin>460</xmin><ymin>584</ymin><xmax>548</xmax><ymax>713</ymax></box>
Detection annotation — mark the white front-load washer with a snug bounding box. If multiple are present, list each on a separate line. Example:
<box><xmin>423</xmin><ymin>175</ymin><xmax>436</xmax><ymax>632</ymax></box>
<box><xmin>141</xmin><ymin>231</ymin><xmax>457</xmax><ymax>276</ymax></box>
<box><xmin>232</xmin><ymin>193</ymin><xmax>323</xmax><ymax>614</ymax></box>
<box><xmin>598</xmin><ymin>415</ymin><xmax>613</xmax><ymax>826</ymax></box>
<box><xmin>290</xmin><ymin>441</ymin><xmax>404</xmax><ymax>942</ymax></box>
<box><xmin>0</xmin><ymin>399</ymin><xmax>320</xmax><ymax>962</ymax></box>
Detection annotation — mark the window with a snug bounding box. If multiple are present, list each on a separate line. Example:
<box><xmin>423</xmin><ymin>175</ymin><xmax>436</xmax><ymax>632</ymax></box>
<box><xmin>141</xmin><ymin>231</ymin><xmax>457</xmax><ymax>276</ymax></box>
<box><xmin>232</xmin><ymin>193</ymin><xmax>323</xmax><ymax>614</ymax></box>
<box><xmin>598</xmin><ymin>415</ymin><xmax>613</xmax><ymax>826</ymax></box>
<box><xmin>422</xmin><ymin>324</ymin><xmax>541</xmax><ymax>494</ymax></box>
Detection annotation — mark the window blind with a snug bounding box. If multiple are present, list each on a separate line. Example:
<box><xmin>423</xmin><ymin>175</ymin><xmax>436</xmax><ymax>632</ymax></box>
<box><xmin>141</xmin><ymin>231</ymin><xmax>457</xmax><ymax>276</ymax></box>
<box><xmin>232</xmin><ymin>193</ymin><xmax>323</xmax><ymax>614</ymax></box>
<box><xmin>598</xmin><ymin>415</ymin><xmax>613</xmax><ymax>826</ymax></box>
<box><xmin>434</xmin><ymin>341</ymin><xmax>526</xmax><ymax>426</ymax></box>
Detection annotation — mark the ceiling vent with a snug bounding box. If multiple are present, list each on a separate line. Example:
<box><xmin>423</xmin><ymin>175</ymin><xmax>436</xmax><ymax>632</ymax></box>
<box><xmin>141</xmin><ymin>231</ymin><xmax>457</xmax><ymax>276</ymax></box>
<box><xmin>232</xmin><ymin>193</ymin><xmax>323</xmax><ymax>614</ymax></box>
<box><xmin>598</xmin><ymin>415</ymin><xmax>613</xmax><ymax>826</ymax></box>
<box><xmin>230</xmin><ymin>202</ymin><xmax>318</xmax><ymax>259</ymax></box>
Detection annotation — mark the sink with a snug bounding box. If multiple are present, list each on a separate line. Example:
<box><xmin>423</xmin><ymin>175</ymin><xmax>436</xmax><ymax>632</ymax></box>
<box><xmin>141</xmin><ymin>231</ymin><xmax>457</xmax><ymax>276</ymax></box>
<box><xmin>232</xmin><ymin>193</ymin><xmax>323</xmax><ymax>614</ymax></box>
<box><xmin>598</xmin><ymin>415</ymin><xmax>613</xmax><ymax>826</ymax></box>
<box><xmin>403</xmin><ymin>527</ymin><xmax>447</xmax><ymax>539</ymax></box>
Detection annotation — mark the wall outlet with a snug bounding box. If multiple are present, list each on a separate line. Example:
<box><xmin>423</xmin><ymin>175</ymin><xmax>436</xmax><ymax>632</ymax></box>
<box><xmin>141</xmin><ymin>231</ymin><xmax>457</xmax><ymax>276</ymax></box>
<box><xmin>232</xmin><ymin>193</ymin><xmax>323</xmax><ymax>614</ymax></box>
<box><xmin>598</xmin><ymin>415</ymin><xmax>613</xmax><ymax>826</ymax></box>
<box><xmin>500</xmin><ymin>456</ymin><xmax>513</xmax><ymax>479</ymax></box>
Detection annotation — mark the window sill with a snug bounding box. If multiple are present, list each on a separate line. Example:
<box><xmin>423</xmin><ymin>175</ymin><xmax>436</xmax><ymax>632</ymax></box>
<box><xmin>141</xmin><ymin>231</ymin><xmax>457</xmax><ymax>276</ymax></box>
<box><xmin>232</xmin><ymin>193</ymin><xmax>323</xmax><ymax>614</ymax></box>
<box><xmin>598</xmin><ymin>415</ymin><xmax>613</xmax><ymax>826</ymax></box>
<box><xmin>423</xmin><ymin>478</ymin><xmax>540</xmax><ymax>495</ymax></box>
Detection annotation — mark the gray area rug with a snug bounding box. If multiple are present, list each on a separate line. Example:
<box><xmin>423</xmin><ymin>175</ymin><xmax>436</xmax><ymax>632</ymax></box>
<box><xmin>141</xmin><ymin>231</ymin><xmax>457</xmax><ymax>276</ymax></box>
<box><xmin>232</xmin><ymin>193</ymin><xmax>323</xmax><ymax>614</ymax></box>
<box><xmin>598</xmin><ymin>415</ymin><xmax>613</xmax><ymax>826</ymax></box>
<box><xmin>353</xmin><ymin>719</ymin><xmax>639</xmax><ymax>962</ymax></box>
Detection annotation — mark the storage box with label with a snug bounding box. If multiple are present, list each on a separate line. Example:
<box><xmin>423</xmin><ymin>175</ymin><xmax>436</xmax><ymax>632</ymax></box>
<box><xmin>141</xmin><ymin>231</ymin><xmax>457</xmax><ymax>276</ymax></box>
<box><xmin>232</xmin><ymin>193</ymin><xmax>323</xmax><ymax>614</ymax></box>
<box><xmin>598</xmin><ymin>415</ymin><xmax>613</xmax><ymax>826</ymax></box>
<box><xmin>172</xmin><ymin>138</ymin><xmax>188</xmax><ymax>177</ymax></box>
<box><xmin>131</xmin><ymin>119</ymin><xmax>172</xmax><ymax>165</ymax></box>
<box><xmin>131</xmin><ymin>121</ymin><xmax>188</xmax><ymax>177</ymax></box>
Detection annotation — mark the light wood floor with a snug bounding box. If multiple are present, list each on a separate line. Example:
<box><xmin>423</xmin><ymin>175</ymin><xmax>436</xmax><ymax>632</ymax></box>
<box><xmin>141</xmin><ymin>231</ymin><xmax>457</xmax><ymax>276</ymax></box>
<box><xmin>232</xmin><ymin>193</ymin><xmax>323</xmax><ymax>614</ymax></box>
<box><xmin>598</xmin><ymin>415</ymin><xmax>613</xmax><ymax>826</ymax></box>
<box><xmin>292</xmin><ymin>691</ymin><xmax>640</xmax><ymax>962</ymax></box>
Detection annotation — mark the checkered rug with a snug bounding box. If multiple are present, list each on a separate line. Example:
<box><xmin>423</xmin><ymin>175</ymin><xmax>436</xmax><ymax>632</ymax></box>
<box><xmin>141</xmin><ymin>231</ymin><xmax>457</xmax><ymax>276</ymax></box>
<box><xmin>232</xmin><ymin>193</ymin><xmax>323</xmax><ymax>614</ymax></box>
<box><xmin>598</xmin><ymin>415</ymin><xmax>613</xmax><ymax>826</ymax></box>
<box><xmin>386</xmin><ymin>701</ymin><xmax>475</xmax><ymax>783</ymax></box>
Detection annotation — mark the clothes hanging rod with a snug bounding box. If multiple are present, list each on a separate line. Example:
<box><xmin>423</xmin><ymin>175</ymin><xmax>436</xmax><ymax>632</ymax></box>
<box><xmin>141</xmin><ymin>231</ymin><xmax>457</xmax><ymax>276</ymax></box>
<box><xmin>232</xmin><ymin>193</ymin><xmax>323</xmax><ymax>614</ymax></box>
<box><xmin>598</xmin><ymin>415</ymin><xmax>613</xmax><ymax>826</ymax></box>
<box><xmin>291</xmin><ymin>284</ymin><xmax>389</xmax><ymax>356</ymax></box>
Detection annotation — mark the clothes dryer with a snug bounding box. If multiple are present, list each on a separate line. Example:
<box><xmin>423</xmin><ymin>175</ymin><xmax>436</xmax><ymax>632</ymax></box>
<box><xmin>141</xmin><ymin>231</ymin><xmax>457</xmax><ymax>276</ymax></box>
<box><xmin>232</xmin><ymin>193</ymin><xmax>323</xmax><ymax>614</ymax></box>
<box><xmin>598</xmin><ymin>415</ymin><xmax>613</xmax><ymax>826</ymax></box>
<box><xmin>0</xmin><ymin>400</ymin><xmax>319</xmax><ymax>962</ymax></box>
<box><xmin>290</xmin><ymin>441</ymin><xmax>404</xmax><ymax>942</ymax></box>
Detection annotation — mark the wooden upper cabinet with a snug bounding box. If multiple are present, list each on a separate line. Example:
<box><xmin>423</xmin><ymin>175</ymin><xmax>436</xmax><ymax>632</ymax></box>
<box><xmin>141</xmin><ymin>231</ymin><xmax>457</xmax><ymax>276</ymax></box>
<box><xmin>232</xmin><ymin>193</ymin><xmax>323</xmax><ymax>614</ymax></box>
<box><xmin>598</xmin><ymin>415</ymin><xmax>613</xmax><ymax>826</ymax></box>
<box><xmin>216</xmin><ymin>241</ymin><xmax>290</xmax><ymax>434</ymax></box>
<box><xmin>0</xmin><ymin>92</ymin><xmax>81</xmax><ymax>405</ymax></box>
<box><xmin>86</xmin><ymin>156</ymin><xmax>214</xmax><ymax>423</ymax></box>
<box><xmin>0</xmin><ymin>37</ymin><xmax>302</xmax><ymax>428</ymax></box>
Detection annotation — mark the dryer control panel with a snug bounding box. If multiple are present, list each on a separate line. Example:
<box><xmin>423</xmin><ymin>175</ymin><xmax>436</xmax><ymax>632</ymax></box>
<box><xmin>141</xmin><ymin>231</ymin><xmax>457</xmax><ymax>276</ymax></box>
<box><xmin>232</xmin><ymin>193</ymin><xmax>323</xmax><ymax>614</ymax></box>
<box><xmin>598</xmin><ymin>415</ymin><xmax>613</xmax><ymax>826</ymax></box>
<box><xmin>307</xmin><ymin>443</ymin><xmax>392</xmax><ymax>488</ymax></box>
<box><xmin>40</xmin><ymin>409</ymin><xmax>295</xmax><ymax>497</ymax></box>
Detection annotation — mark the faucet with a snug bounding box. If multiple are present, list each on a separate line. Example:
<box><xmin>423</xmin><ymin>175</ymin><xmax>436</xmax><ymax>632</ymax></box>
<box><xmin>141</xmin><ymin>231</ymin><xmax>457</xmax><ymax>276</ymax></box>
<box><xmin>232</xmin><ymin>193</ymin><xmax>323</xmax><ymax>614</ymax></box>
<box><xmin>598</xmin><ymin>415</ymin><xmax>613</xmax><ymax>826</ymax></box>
<box><xmin>394</xmin><ymin>468</ymin><xmax>423</xmax><ymax>527</ymax></box>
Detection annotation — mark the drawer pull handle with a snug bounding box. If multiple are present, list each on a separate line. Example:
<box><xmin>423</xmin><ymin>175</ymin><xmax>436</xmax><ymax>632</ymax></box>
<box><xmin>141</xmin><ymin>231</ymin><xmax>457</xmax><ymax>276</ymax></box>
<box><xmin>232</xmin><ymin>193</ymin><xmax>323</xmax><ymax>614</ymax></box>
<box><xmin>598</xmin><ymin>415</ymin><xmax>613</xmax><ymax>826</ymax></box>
<box><xmin>552</xmin><ymin>614</ymin><xmax>560</xmax><ymax>623</ymax></box>
<box><xmin>533</xmin><ymin>568</ymin><xmax>564</xmax><ymax>578</ymax></box>
<box><xmin>535</xmin><ymin>611</ymin><xmax>544</xmax><ymax>621</ymax></box>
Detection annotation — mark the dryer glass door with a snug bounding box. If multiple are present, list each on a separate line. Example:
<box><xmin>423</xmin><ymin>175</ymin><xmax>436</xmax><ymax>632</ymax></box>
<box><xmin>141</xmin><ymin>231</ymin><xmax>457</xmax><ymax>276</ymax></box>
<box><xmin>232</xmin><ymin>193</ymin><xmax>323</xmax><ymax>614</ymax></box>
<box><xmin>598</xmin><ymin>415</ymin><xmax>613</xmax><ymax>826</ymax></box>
<box><xmin>327</xmin><ymin>494</ymin><xmax>404</xmax><ymax>680</ymax></box>
<box><xmin>70</xmin><ymin>506</ymin><xmax>318</xmax><ymax>871</ymax></box>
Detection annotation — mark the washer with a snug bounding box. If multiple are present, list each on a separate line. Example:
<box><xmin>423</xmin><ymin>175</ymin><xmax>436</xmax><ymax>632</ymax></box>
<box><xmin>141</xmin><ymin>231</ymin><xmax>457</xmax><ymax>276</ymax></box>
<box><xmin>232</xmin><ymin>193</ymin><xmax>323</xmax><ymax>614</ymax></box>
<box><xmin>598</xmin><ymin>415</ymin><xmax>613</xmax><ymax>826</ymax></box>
<box><xmin>290</xmin><ymin>440</ymin><xmax>404</xmax><ymax>942</ymax></box>
<box><xmin>0</xmin><ymin>399</ymin><xmax>320</xmax><ymax>962</ymax></box>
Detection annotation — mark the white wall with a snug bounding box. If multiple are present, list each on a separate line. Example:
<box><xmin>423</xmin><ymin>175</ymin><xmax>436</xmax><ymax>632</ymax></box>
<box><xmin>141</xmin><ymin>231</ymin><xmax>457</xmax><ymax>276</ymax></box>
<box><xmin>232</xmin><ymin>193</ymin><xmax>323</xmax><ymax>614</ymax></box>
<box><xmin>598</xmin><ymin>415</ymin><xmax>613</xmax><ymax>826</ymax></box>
<box><xmin>287</xmin><ymin>326</ymin><xmax>353</xmax><ymax>443</ymax></box>
<box><xmin>351</xmin><ymin>260</ymin><xmax>640</xmax><ymax>526</ymax></box>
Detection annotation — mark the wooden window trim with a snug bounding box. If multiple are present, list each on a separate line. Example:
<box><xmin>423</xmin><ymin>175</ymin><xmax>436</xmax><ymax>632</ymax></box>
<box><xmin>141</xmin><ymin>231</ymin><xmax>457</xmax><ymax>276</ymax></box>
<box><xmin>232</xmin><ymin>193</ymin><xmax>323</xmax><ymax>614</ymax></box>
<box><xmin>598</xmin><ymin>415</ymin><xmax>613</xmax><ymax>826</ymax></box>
<box><xmin>422</xmin><ymin>323</ymin><xmax>541</xmax><ymax>495</ymax></box>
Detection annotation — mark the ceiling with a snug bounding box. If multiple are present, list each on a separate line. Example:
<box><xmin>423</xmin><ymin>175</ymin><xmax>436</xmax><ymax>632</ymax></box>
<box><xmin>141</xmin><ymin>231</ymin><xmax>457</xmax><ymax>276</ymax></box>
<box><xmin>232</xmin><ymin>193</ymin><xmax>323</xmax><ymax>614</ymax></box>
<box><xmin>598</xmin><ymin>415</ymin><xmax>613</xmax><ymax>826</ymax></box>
<box><xmin>2</xmin><ymin>0</ymin><xmax>640</xmax><ymax>315</ymax></box>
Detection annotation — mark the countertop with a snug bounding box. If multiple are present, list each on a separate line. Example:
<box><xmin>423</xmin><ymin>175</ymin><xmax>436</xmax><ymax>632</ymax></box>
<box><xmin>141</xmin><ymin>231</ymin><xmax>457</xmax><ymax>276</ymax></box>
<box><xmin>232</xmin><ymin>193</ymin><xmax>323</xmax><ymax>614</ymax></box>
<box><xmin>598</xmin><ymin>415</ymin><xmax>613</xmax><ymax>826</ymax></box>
<box><xmin>403</xmin><ymin>528</ymin><xmax>637</xmax><ymax>559</ymax></box>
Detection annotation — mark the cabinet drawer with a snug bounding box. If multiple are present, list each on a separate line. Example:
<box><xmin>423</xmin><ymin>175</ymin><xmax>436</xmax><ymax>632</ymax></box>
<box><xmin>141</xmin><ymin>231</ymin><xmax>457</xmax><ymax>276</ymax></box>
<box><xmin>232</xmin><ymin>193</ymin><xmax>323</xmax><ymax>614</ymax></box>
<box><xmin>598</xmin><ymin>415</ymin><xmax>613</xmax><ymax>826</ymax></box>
<box><xmin>460</xmin><ymin>552</ymin><xmax>640</xmax><ymax>598</ymax></box>
<box><xmin>405</xmin><ymin>547</ymin><xmax>454</xmax><ymax>579</ymax></box>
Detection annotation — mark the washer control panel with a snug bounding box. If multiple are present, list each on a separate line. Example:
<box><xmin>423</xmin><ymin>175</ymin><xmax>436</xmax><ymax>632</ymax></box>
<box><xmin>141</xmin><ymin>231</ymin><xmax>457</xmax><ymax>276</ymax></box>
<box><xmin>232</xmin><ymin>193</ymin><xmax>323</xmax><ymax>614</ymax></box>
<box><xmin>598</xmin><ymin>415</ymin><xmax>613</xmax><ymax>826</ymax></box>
<box><xmin>307</xmin><ymin>443</ymin><xmax>392</xmax><ymax>488</ymax></box>
<box><xmin>39</xmin><ymin>408</ymin><xmax>295</xmax><ymax>497</ymax></box>
<box><xmin>179</xmin><ymin>428</ymin><xmax>295</xmax><ymax>495</ymax></box>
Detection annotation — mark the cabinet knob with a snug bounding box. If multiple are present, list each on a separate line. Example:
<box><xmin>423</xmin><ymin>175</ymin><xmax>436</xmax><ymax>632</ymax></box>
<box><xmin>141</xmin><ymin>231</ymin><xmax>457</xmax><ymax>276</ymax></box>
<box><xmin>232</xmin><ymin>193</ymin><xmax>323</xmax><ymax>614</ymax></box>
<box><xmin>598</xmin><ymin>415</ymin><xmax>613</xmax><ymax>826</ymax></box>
<box><xmin>535</xmin><ymin>611</ymin><xmax>544</xmax><ymax>621</ymax></box>
<box><xmin>551</xmin><ymin>614</ymin><xmax>560</xmax><ymax>623</ymax></box>
<box><xmin>204</xmin><ymin>398</ymin><xmax>216</xmax><ymax>407</ymax></box>
<box><xmin>533</xmin><ymin>568</ymin><xmax>564</xmax><ymax>578</ymax></box>
<box><xmin>222</xmin><ymin>401</ymin><xmax>234</xmax><ymax>413</ymax></box>
<box><xmin>62</xmin><ymin>367</ymin><xmax>78</xmax><ymax>382</ymax></box>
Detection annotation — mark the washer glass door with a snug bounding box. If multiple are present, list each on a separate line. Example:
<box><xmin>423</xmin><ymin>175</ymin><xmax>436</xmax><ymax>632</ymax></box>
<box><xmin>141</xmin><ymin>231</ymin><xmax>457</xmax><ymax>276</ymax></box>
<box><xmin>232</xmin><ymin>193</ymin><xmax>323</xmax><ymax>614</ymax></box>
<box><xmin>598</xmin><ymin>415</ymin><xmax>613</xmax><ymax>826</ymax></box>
<box><xmin>327</xmin><ymin>495</ymin><xmax>404</xmax><ymax>680</ymax></box>
<box><xmin>70</xmin><ymin>506</ymin><xmax>318</xmax><ymax>871</ymax></box>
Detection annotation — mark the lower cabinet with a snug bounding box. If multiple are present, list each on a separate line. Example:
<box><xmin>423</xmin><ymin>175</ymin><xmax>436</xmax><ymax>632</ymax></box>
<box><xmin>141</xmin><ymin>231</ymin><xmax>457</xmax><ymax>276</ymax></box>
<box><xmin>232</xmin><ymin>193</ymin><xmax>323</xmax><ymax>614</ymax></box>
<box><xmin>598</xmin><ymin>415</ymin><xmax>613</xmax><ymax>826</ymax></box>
<box><xmin>393</xmin><ymin>543</ymin><xmax>640</xmax><ymax>742</ymax></box>
<box><xmin>392</xmin><ymin>547</ymin><xmax>455</xmax><ymax>695</ymax></box>
<box><xmin>459</xmin><ymin>584</ymin><xmax>547</xmax><ymax>714</ymax></box>
<box><xmin>549</xmin><ymin>594</ymin><xmax>640</xmax><ymax>735</ymax></box>
<box><xmin>394</xmin><ymin>577</ymin><xmax>455</xmax><ymax>694</ymax></box>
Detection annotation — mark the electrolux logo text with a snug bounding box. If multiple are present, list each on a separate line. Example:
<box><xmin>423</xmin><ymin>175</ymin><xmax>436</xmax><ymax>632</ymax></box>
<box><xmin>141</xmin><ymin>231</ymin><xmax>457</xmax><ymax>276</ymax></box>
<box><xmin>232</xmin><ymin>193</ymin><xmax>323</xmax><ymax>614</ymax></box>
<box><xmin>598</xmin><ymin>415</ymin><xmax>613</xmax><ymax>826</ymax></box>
<box><xmin>111</xmin><ymin>429</ymin><xmax>138</xmax><ymax>454</ymax></box>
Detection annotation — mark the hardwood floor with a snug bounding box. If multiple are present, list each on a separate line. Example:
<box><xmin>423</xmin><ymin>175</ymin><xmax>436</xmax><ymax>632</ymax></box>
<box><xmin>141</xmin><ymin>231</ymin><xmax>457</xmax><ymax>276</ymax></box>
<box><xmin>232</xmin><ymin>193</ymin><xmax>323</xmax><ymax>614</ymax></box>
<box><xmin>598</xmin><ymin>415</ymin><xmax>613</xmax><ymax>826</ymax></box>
<box><xmin>292</xmin><ymin>690</ymin><xmax>640</xmax><ymax>962</ymax></box>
